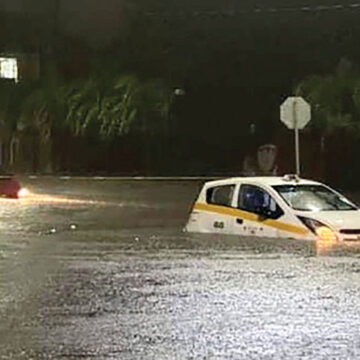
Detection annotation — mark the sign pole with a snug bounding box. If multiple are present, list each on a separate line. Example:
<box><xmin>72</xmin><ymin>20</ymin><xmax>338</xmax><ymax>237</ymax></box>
<box><xmin>295</xmin><ymin>127</ymin><xmax>300</xmax><ymax>176</ymax></box>
<box><xmin>292</xmin><ymin>99</ymin><xmax>300</xmax><ymax>175</ymax></box>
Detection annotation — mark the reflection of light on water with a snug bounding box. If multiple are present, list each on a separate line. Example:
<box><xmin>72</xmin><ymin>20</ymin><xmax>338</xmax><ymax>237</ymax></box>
<box><xmin>22</xmin><ymin>194</ymin><xmax>107</xmax><ymax>206</ymax></box>
<box><xmin>0</xmin><ymin>189</ymin><xmax>153</xmax><ymax>209</ymax></box>
<box><xmin>316</xmin><ymin>239</ymin><xmax>360</xmax><ymax>256</ymax></box>
<box><xmin>316</xmin><ymin>240</ymin><xmax>336</xmax><ymax>254</ymax></box>
<box><xmin>0</xmin><ymin>189</ymin><xmax>108</xmax><ymax>207</ymax></box>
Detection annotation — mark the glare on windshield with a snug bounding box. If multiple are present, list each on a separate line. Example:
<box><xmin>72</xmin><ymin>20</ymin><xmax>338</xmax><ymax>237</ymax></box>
<box><xmin>272</xmin><ymin>185</ymin><xmax>357</xmax><ymax>211</ymax></box>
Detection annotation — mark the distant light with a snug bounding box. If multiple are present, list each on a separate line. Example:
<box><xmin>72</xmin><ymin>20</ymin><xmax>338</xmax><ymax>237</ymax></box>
<box><xmin>0</xmin><ymin>57</ymin><xmax>18</xmax><ymax>82</ymax></box>
<box><xmin>174</xmin><ymin>88</ymin><xmax>185</xmax><ymax>96</ymax></box>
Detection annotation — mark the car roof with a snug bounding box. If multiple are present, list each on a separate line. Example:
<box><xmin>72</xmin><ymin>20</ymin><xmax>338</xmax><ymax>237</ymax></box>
<box><xmin>203</xmin><ymin>176</ymin><xmax>322</xmax><ymax>188</ymax></box>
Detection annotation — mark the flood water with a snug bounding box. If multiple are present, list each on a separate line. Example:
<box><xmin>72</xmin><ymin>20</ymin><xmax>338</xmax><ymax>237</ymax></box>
<box><xmin>1</xmin><ymin>178</ymin><xmax>360</xmax><ymax>359</ymax></box>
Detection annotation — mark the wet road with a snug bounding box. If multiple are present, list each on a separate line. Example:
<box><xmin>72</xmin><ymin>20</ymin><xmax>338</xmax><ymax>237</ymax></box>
<box><xmin>1</xmin><ymin>178</ymin><xmax>360</xmax><ymax>359</ymax></box>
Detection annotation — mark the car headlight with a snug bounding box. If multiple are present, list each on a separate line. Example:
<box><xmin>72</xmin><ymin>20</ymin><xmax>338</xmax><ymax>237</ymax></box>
<box><xmin>298</xmin><ymin>216</ymin><xmax>337</xmax><ymax>242</ymax></box>
<box><xmin>18</xmin><ymin>188</ymin><xmax>29</xmax><ymax>198</ymax></box>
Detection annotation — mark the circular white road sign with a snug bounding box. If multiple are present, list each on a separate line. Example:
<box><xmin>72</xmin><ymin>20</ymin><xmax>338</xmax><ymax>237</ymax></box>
<box><xmin>280</xmin><ymin>96</ymin><xmax>311</xmax><ymax>130</ymax></box>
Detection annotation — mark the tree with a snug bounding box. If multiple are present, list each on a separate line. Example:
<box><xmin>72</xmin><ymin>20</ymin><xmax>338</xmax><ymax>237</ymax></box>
<box><xmin>62</xmin><ymin>73</ymin><xmax>173</xmax><ymax>172</ymax></box>
<box><xmin>295</xmin><ymin>58</ymin><xmax>360</xmax><ymax>179</ymax></box>
<box><xmin>20</xmin><ymin>82</ymin><xmax>69</xmax><ymax>172</ymax></box>
<box><xmin>65</xmin><ymin>74</ymin><xmax>172</xmax><ymax>138</ymax></box>
<box><xmin>65</xmin><ymin>79</ymin><xmax>101</xmax><ymax>136</ymax></box>
<box><xmin>0</xmin><ymin>81</ymin><xmax>33</xmax><ymax>170</ymax></box>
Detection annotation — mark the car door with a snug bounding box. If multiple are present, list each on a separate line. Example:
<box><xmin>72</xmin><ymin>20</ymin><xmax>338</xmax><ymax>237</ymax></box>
<box><xmin>233</xmin><ymin>184</ymin><xmax>284</xmax><ymax>238</ymax></box>
<box><xmin>203</xmin><ymin>184</ymin><xmax>236</xmax><ymax>234</ymax></box>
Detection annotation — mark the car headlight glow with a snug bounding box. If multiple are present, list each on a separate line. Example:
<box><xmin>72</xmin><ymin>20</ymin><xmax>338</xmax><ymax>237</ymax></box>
<box><xmin>315</xmin><ymin>226</ymin><xmax>337</xmax><ymax>242</ymax></box>
<box><xmin>18</xmin><ymin>188</ymin><xmax>30</xmax><ymax>198</ymax></box>
<box><xmin>298</xmin><ymin>216</ymin><xmax>337</xmax><ymax>242</ymax></box>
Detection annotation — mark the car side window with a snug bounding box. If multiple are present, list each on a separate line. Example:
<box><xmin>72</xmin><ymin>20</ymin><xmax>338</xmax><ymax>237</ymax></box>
<box><xmin>206</xmin><ymin>185</ymin><xmax>235</xmax><ymax>207</ymax></box>
<box><xmin>238</xmin><ymin>184</ymin><xmax>284</xmax><ymax>219</ymax></box>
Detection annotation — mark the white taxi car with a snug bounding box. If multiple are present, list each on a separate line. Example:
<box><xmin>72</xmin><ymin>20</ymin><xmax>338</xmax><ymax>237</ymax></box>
<box><xmin>185</xmin><ymin>175</ymin><xmax>360</xmax><ymax>242</ymax></box>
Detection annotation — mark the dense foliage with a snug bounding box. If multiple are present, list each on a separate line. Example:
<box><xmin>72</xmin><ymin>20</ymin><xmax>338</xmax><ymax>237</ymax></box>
<box><xmin>0</xmin><ymin>74</ymin><xmax>172</xmax><ymax>173</ymax></box>
<box><xmin>294</xmin><ymin>59</ymin><xmax>360</xmax><ymax>186</ymax></box>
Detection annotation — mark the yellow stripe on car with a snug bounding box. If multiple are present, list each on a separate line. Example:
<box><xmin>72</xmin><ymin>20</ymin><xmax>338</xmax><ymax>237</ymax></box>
<box><xmin>193</xmin><ymin>203</ymin><xmax>308</xmax><ymax>236</ymax></box>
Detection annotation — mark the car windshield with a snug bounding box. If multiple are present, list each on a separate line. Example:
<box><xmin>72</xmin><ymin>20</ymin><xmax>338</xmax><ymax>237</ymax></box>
<box><xmin>272</xmin><ymin>184</ymin><xmax>357</xmax><ymax>211</ymax></box>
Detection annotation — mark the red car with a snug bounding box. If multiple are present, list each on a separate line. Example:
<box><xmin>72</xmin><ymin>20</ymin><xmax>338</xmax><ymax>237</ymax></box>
<box><xmin>0</xmin><ymin>175</ymin><xmax>22</xmax><ymax>199</ymax></box>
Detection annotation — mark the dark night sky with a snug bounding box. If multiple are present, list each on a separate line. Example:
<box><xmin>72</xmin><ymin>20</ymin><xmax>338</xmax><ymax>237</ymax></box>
<box><xmin>1</xmin><ymin>0</ymin><xmax>359</xmax><ymax>50</ymax></box>
<box><xmin>0</xmin><ymin>0</ymin><xmax>123</xmax><ymax>44</ymax></box>
<box><xmin>1</xmin><ymin>1</ymin><xmax>359</xmax><ymax>40</ymax></box>
<box><xmin>58</xmin><ymin>0</ymin><xmax>123</xmax><ymax>43</ymax></box>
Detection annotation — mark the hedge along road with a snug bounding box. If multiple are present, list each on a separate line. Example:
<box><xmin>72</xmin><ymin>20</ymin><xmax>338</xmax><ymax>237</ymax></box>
<box><xmin>1</xmin><ymin>177</ymin><xmax>360</xmax><ymax>359</ymax></box>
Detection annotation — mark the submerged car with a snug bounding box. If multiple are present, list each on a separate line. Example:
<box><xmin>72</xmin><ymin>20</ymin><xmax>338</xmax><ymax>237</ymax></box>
<box><xmin>185</xmin><ymin>175</ymin><xmax>360</xmax><ymax>243</ymax></box>
<box><xmin>0</xmin><ymin>175</ymin><xmax>22</xmax><ymax>199</ymax></box>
